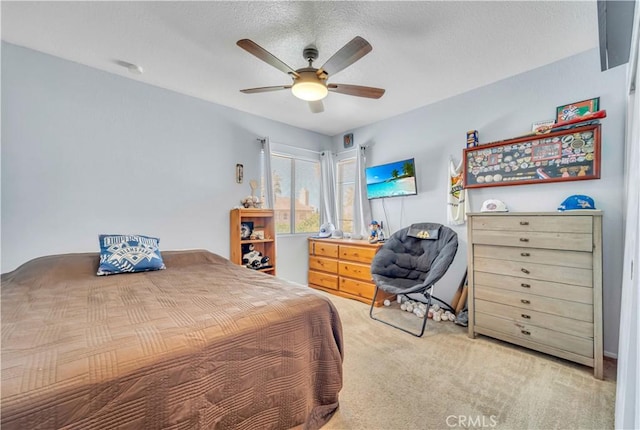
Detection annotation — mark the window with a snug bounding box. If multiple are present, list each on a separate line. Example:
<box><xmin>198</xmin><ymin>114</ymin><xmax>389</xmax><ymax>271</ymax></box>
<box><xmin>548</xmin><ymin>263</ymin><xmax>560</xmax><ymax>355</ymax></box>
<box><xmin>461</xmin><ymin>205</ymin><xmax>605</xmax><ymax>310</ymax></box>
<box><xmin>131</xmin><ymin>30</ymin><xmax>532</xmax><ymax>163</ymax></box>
<box><xmin>271</xmin><ymin>153</ymin><xmax>320</xmax><ymax>234</ymax></box>
<box><xmin>337</xmin><ymin>157</ymin><xmax>356</xmax><ymax>232</ymax></box>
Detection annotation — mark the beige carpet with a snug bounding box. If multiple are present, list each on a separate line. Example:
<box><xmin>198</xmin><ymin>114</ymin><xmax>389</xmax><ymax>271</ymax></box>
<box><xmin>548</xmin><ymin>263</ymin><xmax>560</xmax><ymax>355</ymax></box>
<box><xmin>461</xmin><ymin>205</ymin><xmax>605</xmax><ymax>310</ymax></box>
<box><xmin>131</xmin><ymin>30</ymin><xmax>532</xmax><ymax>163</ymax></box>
<box><xmin>320</xmin><ymin>291</ymin><xmax>616</xmax><ymax>430</ymax></box>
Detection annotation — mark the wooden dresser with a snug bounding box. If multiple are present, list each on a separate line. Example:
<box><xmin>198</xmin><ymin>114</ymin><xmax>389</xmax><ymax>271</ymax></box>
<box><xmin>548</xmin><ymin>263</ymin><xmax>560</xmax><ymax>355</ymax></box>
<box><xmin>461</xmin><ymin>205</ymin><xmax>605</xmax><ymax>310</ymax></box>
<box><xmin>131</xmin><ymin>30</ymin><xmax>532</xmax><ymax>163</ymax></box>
<box><xmin>308</xmin><ymin>238</ymin><xmax>392</xmax><ymax>306</ymax></box>
<box><xmin>467</xmin><ymin>211</ymin><xmax>603</xmax><ymax>378</ymax></box>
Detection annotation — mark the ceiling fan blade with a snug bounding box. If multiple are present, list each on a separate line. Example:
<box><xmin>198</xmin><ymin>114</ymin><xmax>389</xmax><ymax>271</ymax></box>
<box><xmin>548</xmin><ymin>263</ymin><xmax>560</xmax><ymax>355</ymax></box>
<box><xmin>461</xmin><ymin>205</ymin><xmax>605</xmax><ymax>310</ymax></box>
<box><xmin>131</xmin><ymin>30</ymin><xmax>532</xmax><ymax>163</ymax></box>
<box><xmin>328</xmin><ymin>83</ymin><xmax>385</xmax><ymax>99</ymax></box>
<box><xmin>237</xmin><ymin>39</ymin><xmax>299</xmax><ymax>77</ymax></box>
<box><xmin>320</xmin><ymin>36</ymin><xmax>372</xmax><ymax>77</ymax></box>
<box><xmin>309</xmin><ymin>100</ymin><xmax>324</xmax><ymax>113</ymax></box>
<box><xmin>240</xmin><ymin>85</ymin><xmax>291</xmax><ymax>94</ymax></box>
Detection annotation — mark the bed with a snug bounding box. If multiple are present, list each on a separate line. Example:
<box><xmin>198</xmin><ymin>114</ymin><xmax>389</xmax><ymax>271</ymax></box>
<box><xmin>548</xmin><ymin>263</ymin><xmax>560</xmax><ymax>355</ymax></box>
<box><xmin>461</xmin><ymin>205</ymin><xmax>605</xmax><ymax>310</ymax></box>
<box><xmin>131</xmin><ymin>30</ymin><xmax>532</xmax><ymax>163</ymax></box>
<box><xmin>1</xmin><ymin>250</ymin><xmax>343</xmax><ymax>429</ymax></box>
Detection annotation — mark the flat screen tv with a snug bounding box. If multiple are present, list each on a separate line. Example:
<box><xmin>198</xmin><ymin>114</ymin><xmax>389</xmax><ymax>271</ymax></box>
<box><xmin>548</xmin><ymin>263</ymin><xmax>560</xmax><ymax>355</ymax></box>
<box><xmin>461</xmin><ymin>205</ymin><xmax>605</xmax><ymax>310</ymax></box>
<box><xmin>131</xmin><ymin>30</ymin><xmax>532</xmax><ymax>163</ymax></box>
<box><xmin>366</xmin><ymin>158</ymin><xmax>418</xmax><ymax>199</ymax></box>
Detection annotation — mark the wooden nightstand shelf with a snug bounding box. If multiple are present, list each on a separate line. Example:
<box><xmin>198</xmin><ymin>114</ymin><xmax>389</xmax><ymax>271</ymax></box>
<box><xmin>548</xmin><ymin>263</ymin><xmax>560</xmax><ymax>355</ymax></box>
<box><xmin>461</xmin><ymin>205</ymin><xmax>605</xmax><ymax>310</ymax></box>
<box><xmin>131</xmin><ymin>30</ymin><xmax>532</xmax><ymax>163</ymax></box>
<box><xmin>230</xmin><ymin>208</ymin><xmax>276</xmax><ymax>275</ymax></box>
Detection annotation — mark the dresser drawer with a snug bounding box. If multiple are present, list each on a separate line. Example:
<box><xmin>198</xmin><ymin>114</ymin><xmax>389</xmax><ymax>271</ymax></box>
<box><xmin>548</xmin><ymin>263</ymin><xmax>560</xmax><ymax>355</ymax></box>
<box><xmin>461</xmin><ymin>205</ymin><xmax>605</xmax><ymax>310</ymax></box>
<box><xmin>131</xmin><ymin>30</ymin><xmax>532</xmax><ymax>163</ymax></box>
<box><xmin>474</xmin><ymin>245</ymin><xmax>592</xmax><ymax>269</ymax></box>
<box><xmin>308</xmin><ymin>270</ymin><xmax>338</xmax><ymax>289</ymax></box>
<box><xmin>311</xmin><ymin>242</ymin><xmax>339</xmax><ymax>258</ymax></box>
<box><xmin>309</xmin><ymin>256</ymin><xmax>338</xmax><ymax>273</ymax></box>
<box><xmin>475</xmin><ymin>313</ymin><xmax>593</xmax><ymax>358</ymax></box>
<box><xmin>471</xmin><ymin>215</ymin><xmax>592</xmax><ymax>233</ymax></box>
<box><xmin>475</xmin><ymin>299</ymin><xmax>594</xmax><ymax>338</ymax></box>
<box><xmin>339</xmin><ymin>261</ymin><xmax>373</xmax><ymax>282</ymax></box>
<box><xmin>340</xmin><ymin>277</ymin><xmax>375</xmax><ymax>299</ymax></box>
<box><xmin>475</xmin><ymin>285</ymin><xmax>593</xmax><ymax>322</ymax></box>
<box><xmin>474</xmin><ymin>257</ymin><xmax>592</xmax><ymax>287</ymax></box>
<box><xmin>474</xmin><ymin>272</ymin><xmax>593</xmax><ymax>304</ymax></box>
<box><xmin>339</xmin><ymin>245</ymin><xmax>378</xmax><ymax>264</ymax></box>
<box><xmin>471</xmin><ymin>230</ymin><xmax>592</xmax><ymax>251</ymax></box>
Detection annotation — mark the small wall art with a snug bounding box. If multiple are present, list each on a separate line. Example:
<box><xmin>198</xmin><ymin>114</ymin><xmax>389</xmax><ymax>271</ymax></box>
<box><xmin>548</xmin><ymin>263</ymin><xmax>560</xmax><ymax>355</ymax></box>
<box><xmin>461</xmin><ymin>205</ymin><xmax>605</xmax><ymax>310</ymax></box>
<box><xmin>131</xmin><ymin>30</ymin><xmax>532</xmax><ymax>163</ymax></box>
<box><xmin>343</xmin><ymin>133</ymin><xmax>354</xmax><ymax>149</ymax></box>
<box><xmin>463</xmin><ymin>124</ymin><xmax>601</xmax><ymax>189</ymax></box>
<box><xmin>236</xmin><ymin>164</ymin><xmax>244</xmax><ymax>184</ymax></box>
<box><xmin>556</xmin><ymin>97</ymin><xmax>600</xmax><ymax>123</ymax></box>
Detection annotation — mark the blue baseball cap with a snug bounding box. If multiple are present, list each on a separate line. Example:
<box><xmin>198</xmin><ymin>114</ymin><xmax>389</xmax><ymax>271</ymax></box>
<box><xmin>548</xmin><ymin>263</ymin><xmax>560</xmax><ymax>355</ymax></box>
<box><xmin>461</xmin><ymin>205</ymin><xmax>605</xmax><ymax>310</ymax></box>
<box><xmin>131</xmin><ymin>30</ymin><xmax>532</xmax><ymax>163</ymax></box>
<box><xmin>558</xmin><ymin>195</ymin><xmax>596</xmax><ymax>211</ymax></box>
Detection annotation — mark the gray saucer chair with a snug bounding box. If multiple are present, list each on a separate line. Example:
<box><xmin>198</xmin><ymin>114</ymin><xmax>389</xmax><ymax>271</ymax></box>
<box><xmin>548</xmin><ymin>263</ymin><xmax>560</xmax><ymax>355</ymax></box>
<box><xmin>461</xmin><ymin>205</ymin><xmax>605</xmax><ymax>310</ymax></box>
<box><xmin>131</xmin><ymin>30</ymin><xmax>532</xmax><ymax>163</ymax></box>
<box><xmin>369</xmin><ymin>222</ymin><xmax>458</xmax><ymax>337</ymax></box>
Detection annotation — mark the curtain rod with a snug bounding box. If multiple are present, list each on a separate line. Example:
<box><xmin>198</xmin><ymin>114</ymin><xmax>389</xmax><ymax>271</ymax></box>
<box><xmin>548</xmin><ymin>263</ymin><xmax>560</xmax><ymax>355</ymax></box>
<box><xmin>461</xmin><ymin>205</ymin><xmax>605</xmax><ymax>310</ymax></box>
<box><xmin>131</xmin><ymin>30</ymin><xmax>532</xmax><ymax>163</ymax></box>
<box><xmin>264</xmin><ymin>140</ymin><xmax>324</xmax><ymax>155</ymax></box>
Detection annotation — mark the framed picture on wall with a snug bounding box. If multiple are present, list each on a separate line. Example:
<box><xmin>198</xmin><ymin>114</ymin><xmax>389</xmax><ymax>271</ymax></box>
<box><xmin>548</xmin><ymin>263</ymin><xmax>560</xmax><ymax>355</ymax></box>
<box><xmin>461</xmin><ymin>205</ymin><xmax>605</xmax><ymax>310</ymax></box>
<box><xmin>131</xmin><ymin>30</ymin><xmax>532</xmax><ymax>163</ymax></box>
<box><xmin>343</xmin><ymin>133</ymin><xmax>354</xmax><ymax>148</ymax></box>
<box><xmin>556</xmin><ymin>97</ymin><xmax>600</xmax><ymax>123</ymax></box>
<box><xmin>463</xmin><ymin>124</ymin><xmax>601</xmax><ymax>189</ymax></box>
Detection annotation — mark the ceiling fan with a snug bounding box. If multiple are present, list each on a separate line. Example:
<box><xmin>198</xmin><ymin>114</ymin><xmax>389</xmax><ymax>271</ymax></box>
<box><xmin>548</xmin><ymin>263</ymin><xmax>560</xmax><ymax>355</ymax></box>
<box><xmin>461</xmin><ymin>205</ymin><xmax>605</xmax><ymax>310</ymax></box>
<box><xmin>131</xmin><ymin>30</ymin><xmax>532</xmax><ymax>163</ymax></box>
<box><xmin>236</xmin><ymin>36</ymin><xmax>385</xmax><ymax>113</ymax></box>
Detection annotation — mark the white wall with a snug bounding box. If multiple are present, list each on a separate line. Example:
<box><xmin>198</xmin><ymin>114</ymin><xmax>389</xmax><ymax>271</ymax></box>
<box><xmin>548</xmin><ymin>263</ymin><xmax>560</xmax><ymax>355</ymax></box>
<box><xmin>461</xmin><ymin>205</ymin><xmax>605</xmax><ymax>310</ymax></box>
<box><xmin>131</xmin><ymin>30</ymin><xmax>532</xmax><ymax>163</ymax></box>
<box><xmin>1</xmin><ymin>42</ymin><xmax>331</xmax><ymax>273</ymax></box>
<box><xmin>332</xmin><ymin>48</ymin><xmax>627</xmax><ymax>357</ymax></box>
<box><xmin>2</xmin><ymin>43</ymin><xmax>629</xmax><ymax>356</ymax></box>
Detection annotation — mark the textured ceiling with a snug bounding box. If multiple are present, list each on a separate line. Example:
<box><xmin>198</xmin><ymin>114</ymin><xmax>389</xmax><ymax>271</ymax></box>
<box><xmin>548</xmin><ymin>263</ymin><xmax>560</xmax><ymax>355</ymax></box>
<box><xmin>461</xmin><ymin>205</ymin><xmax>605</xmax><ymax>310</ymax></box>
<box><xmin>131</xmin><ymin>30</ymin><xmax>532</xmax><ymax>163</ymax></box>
<box><xmin>1</xmin><ymin>1</ymin><xmax>599</xmax><ymax>136</ymax></box>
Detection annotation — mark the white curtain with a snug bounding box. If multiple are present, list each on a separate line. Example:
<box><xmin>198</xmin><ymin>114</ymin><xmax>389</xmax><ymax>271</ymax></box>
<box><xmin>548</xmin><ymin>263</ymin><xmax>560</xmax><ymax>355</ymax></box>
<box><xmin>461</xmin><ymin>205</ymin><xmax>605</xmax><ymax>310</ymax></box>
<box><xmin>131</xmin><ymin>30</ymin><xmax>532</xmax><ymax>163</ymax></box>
<box><xmin>615</xmin><ymin>6</ymin><xmax>640</xmax><ymax>429</ymax></box>
<box><xmin>353</xmin><ymin>145</ymin><xmax>372</xmax><ymax>238</ymax></box>
<box><xmin>320</xmin><ymin>150</ymin><xmax>338</xmax><ymax>226</ymax></box>
<box><xmin>260</xmin><ymin>137</ymin><xmax>274</xmax><ymax>209</ymax></box>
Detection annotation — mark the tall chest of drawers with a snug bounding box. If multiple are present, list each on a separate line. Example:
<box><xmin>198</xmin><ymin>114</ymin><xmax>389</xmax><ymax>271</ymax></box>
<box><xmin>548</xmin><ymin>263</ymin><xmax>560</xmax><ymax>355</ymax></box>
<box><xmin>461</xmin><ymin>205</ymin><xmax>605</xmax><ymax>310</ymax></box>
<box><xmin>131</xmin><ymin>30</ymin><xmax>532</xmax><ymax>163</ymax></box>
<box><xmin>467</xmin><ymin>211</ymin><xmax>603</xmax><ymax>379</ymax></box>
<box><xmin>307</xmin><ymin>238</ymin><xmax>392</xmax><ymax>306</ymax></box>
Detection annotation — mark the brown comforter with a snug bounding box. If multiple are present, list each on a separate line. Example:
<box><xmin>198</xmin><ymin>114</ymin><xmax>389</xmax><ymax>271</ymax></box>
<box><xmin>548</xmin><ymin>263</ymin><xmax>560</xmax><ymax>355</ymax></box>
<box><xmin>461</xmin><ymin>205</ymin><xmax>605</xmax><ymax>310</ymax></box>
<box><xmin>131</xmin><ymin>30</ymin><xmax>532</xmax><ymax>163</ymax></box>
<box><xmin>1</xmin><ymin>250</ymin><xmax>343</xmax><ymax>429</ymax></box>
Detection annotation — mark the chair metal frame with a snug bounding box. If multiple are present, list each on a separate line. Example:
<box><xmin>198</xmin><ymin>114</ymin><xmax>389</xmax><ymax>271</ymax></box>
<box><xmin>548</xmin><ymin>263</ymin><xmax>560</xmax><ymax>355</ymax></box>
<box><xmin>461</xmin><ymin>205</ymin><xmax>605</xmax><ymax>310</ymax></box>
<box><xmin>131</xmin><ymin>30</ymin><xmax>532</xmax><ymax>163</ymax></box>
<box><xmin>369</xmin><ymin>284</ymin><xmax>454</xmax><ymax>337</ymax></box>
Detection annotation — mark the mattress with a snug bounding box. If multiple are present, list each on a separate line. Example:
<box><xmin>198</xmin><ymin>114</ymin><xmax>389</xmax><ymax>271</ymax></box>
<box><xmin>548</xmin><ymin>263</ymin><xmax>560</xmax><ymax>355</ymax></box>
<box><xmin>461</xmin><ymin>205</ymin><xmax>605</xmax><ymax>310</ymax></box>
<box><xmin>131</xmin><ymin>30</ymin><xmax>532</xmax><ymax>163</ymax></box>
<box><xmin>1</xmin><ymin>250</ymin><xmax>343</xmax><ymax>429</ymax></box>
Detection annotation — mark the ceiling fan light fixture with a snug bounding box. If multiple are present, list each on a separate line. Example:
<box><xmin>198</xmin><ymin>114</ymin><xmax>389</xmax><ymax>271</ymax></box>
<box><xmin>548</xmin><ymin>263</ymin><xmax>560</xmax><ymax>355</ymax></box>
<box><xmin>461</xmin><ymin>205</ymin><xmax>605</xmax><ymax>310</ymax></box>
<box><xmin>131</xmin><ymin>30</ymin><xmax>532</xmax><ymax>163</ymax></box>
<box><xmin>291</xmin><ymin>71</ymin><xmax>328</xmax><ymax>101</ymax></box>
<box><xmin>292</xmin><ymin>81</ymin><xmax>328</xmax><ymax>101</ymax></box>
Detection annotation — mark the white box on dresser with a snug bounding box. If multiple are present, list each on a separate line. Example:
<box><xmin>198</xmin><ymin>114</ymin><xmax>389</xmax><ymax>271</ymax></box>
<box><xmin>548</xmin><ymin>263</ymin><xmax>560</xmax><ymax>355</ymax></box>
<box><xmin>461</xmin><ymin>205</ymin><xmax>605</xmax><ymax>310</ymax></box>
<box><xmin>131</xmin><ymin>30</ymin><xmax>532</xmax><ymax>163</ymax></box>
<box><xmin>466</xmin><ymin>211</ymin><xmax>603</xmax><ymax>379</ymax></box>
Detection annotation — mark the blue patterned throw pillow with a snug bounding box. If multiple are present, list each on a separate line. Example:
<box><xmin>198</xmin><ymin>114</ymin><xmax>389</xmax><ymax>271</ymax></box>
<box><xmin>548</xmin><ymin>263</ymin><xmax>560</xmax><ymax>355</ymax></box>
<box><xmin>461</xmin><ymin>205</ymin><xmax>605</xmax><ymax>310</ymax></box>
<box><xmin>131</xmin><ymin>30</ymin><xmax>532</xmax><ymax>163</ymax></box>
<box><xmin>97</xmin><ymin>234</ymin><xmax>166</xmax><ymax>276</ymax></box>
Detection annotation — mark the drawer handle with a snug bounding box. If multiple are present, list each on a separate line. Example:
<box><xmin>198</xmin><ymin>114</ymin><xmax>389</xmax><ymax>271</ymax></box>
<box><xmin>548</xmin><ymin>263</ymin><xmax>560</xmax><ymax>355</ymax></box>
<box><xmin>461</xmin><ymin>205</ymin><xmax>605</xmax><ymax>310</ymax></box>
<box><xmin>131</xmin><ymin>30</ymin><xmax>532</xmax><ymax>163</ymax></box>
<box><xmin>521</xmin><ymin>268</ymin><xmax>530</xmax><ymax>274</ymax></box>
<box><xmin>519</xmin><ymin>238</ymin><xmax>529</xmax><ymax>242</ymax></box>
<box><xmin>521</xmin><ymin>314</ymin><xmax>531</xmax><ymax>319</ymax></box>
<box><xmin>520</xmin><ymin>252</ymin><xmax>530</xmax><ymax>257</ymax></box>
<box><xmin>521</xmin><ymin>330</ymin><xmax>531</xmax><ymax>335</ymax></box>
<box><xmin>520</xmin><ymin>283</ymin><xmax>531</xmax><ymax>288</ymax></box>
<box><xmin>521</xmin><ymin>299</ymin><xmax>531</xmax><ymax>304</ymax></box>
<box><xmin>520</xmin><ymin>221</ymin><xmax>529</xmax><ymax>225</ymax></box>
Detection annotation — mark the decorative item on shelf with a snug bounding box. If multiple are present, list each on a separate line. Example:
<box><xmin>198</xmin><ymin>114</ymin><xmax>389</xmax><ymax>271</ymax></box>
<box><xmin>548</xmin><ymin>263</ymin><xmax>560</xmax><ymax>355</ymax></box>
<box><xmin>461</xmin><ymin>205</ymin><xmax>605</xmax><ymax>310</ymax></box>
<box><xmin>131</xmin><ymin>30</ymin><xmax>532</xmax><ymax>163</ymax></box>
<box><xmin>556</xmin><ymin>97</ymin><xmax>599</xmax><ymax>123</ymax></box>
<box><xmin>480</xmin><ymin>199</ymin><xmax>509</xmax><ymax>212</ymax></box>
<box><xmin>240</xmin><ymin>179</ymin><xmax>262</xmax><ymax>208</ymax></box>
<box><xmin>241</xmin><ymin>243</ymin><xmax>271</xmax><ymax>270</ymax></box>
<box><xmin>463</xmin><ymin>124</ymin><xmax>601</xmax><ymax>189</ymax></box>
<box><xmin>557</xmin><ymin>195</ymin><xmax>596</xmax><ymax>211</ymax></box>
<box><xmin>531</xmin><ymin>119</ymin><xmax>555</xmax><ymax>134</ymax></box>
<box><xmin>241</xmin><ymin>195</ymin><xmax>261</xmax><ymax>208</ymax></box>
<box><xmin>368</xmin><ymin>220</ymin><xmax>384</xmax><ymax>243</ymax></box>
<box><xmin>236</xmin><ymin>163</ymin><xmax>244</xmax><ymax>183</ymax></box>
<box><xmin>466</xmin><ymin>130</ymin><xmax>479</xmax><ymax>148</ymax></box>
<box><xmin>251</xmin><ymin>229</ymin><xmax>265</xmax><ymax>240</ymax></box>
<box><xmin>240</xmin><ymin>222</ymin><xmax>253</xmax><ymax>239</ymax></box>
<box><xmin>551</xmin><ymin>110</ymin><xmax>606</xmax><ymax>130</ymax></box>
<box><xmin>314</xmin><ymin>222</ymin><xmax>335</xmax><ymax>238</ymax></box>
